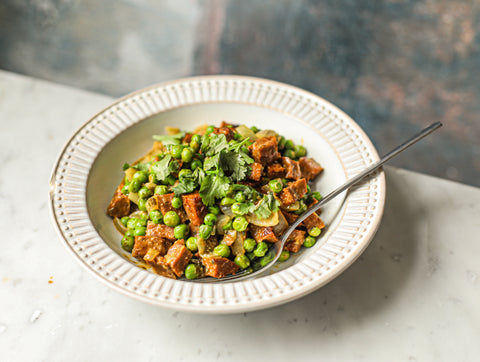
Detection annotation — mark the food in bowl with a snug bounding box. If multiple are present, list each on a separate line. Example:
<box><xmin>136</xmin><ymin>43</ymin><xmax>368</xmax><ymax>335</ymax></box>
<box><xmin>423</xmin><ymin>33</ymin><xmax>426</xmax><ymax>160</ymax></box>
<box><xmin>106</xmin><ymin>122</ymin><xmax>325</xmax><ymax>279</ymax></box>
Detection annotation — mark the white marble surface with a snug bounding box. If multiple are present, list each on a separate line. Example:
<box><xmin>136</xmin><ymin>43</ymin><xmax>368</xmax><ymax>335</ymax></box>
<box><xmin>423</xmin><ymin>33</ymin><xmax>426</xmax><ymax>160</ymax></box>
<box><xmin>1</xmin><ymin>70</ymin><xmax>480</xmax><ymax>361</ymax></box>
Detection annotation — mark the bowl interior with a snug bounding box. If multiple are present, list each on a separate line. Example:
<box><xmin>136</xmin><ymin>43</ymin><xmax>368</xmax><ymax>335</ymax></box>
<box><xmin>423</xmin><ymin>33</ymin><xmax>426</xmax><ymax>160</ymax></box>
<box><xmin>86</xmin><ymin>102</ymin><xmax>348</xmax><ymax>274</ymax></box>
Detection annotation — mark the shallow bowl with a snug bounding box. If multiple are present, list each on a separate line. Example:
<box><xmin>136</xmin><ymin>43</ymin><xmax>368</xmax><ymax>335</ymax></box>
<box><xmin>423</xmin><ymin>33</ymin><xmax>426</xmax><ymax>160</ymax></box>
<box><xmin>50</xmin><ymin>75</ymin><xmax>385</xmax><ymax>313</ymax></box>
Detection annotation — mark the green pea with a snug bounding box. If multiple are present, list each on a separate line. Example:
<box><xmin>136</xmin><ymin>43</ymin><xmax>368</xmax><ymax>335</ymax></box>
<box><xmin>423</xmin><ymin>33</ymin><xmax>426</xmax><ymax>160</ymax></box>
<box><xmin>174</xmin><ymin>224</ymin><xmax>189</xmax><ymax>239</ymax></box>
<box><xmin>231</xmin><ymin>203</ymin><xmax>244</xmax><ymax>215</ymax></box>
<box><xmin>166</xmin><ymin>175</ymin><xmax>176</xmax><ymax>186</ymax></box>
<box><xmin>120</xmin><ymin>216</ymin><xmax>130</xmax><ymax>227</ymax></box>
<box><xmin>190</xmin><ymin>140</ymin><xmax>200</xmax><ymax>153</ymax></box>
<box><xmin>285</xmin><ymin>140</ymin><xmax>294</xmax><ymax>150</ymax></box>
<box><xmin>181</xmin><ymin>147</ymin><xmax>193</xmax><ymax>162</ymax></box>
<box><xmin>208</xmin><ymin>205</ymin><xmax>220</xmax><ymax>215</ymax></box>
<box><xmin>121</xmin><ymin>235</ymin><xmax>135</xmax><ymax>252</ymax></box>
<box><xmin>133</xmin><ymin>171</ymin><xmax>149</xmax><ymax>183</ymax></box>
<box><xmin>235</xmin><ymin>255</ymin><xmax>251</xmax><ymax>269</ymax></box>
<box><xmin>139</xmin><ymin>211</ymin><xmax>149</xmax><ymax>220</ymax></box>
<box><xmin>253</xmin><ymin>241</ymin><xmax>268</xmax><ymax>257</ymax></box>
<box><xmin>191</xmin><ymin>134</ymin><xmax>201</xmax><ymax>144</ymax></box>
<box><xmin>204</xmin><ymin>213</ymin><xmax>217</xmax><ymax>226</ymax></box>
<box><xmin>268</xmin><ymin>179</ymin><xmax>283</xmax><ymax>193</ymax></box>
<box><xmin>134</xmin><ymin>226</ymin><xmax>146</xmax><ymax>236</ymax></box>
<box><xmin>279</xmin><ymin>250</ymin><xmax>290</xmax><ymax>262</ymax></box>
<box><xmin>128</xmin><ymin>179</ymin><xmax>142</xmax><ymax>193</ymax></box>
<box><xmin>213</xmin><ymin>244</ymin><xmax>230</xmax><ymax>258</ymax></box>
<box><xmin>304</xmin><ymin>236</ymin><xmax>316</xmax><ymax>248</ymax></box>
<box><xmin>163</xmin><ymin>211</ymin><xmax>180</xmax><ymax>227</ymax></box>
<box><xmin>308</xmin><ymin>227</ymin><xmax>322</xmax><ymax>237</ymax></box>
<box><xmin>171</xmin><ymin>145</ymin><xmax>183</xmax><ymax>159</ymax></box>
<box><xmin>223</xmin><ymin>220</ymin><xmax>233</xmax><ymax>230</ymax></box>
<box><xmin>250</xmin><ymin>126</ymin><xmax>259</xmax><ymax>133</ymax></box>
<box><xmin>233</xmin><ymin>216</ymin><xmax>248</xmax><ymax>232</ymax></box>
<box><xmin>155</xmin><ymin>185</ymin><xmax>169</xmax><ymax>195</ymax></box>
<box><xmin>284</xmin><ymin>149</ymin><xmax>296</xmax><ymax>159</ymax></box>
<box><xmin>246</xmin><ymin>251</ymin><xmax>256</xmax><ymax>261</ymax></box>
<box><xmin>186</xmin><ymin>237</ymin><xmax>198</xmax><ymax>252</ymax></box>
<box><xmin>278</xmin><ymin>136</ymin><xmax>286</xmax><ymax>149</ymax></box>
<box><xmin>282</xmin><ymin>178</ymin><xmax>288</xmax><ymax>187</ymax></box>
<box><xmin>138</xmin><ymin>198</ymin><xmax>147</xmax><ymax>211</ymax></box>
<box><xmin>138</xmin><ymin>186</ymin><xmax>152</xmax><ymax>199</ymax></box>
<box><xmin>184</xmin><ymin>264</ymin><xmax>198</xmax><ymax>280</ymax></box>
<box><xmin>149</xmin><ymin>209</ymin><xmax>162</xmax><ymax>224</ymax></box>
<box><xmin>121</xmin><ymin>184</ymin><xmax>129</xmax><ymax>194</ymax></box>
<box><xmin>234</xmin><ymin>192</ymin><xmax>246</xmax><ymax>203</ymax></box>
<box><xmin>243</xmin><ymin>238</ymin><xmax>256</xmax><ymax>252</ymax></box>
<box><xmin>312</xmin><ymin>191</ymin><xmax>322</xmax><ymax>201</ymax></box>
<box><xmin>295</xmin><ymin>145</ymin><xmax>307</xmax><ymax>157</ymax></box>
<box><xmin>124</xmin><ymin>230</ymin><xmax>134</xmax><ymax>238</ymax></box>
<box><xmin>172</xmin><ymin>196</ymin><xmax>183</xmax><ymax>209</ymax></box>
<box><xmin>127</xmin><ymin>218</ymin><xmax>138</xmax><ymax>230</ymax></box>
<box><xmin>190</xmin><ymin>159</ymin><xmax>203</xmax><ymax>170</ymax></box>
<box><xmin>221</xmin><ymin>197</ymin><xmax>235</xmax><ymax>206</ymax></box>
<box><xmin>205</xmin><ymin>125</ymin><xmax>215</xmax><ymax>135</ymax></box>
<box><xmin>135</xmin><ymin>218</ymin><xmax>148</xmax><ymax>227</ymax></box>
<box><xmin>199</xmin><ymin>224</ymin><xmax>213</xmax><ymax>239</ymax></box>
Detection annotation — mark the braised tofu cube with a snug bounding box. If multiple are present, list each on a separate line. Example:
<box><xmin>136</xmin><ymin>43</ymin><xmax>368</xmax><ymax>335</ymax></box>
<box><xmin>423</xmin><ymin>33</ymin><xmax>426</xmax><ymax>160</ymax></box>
<box><xmin>281</xmin><ymin>157</ymin><xmax>302</xmax><ymax>180</ymax></box>
<box><xmin>299</xmin><ymin>157</ymin><xmax>323</xmax><ymax>181</ymax></box>
<box><xmin>279</xmin><ymin>178</ymin><xmax>308</xmax><ymax>206</ymax></box>
<box><xmin>213</xmin><ymin>126</ymin><xmax>235</xmax><ymax>141</ymax></box>
<box><xmin>202</xmin><ymin>256</ymin><xmax>239</xmax><ymax>278</ymax></box>
<box><xmin>249</xmin><ymin>225</ymin><xmax>279</xmax><ymax>243</ymax></box>
<box><xmin>249</xmin><ymin>136</ymin><xmax>280</xmax><ymax>165</ymax></box>
<box><xmin>146</xmin><ymin>221</ymin><xmax>176</xmax><ymax>240</ymax></box>
<box><xmin>266</xmin><ymin>163</ymin><xmax>285</xmax><ymax>179</ymax></box>
<box><xmin>248</xmin><ymin>162</ymin><xmax>263</xmax><ymax>181</ymax></box>
<box><xmin>132</xmin><ymin>235</ymin><xmax>172</xmax><ymax>258</ymax></box>
<box><xmin>107</xmin><ymin>193</ymin><xmax>130</xmax><ymax>218</ymax></box>
<box><xmin>303</xmin><ymin>212</ymin><xmax>325</xmax><ymax>232</ymax></box>
<box><xmin>145</xmin><ymin>255</ymin><xmax>177</xmax><ymax>279</ymax></box>
<box><xmin>182</xmin><ymin>192</ymin><xmax>207</xmax><ymax>226</ymax></box>
<box><xmin>284</xmin><ymin>230</ymin><xmax>306</xmax><ymax>253</ymax></box>
<box><xmin>164</xmin><ymin>240</ymin><xmax>193</xmax><ymax>277</ymax></box>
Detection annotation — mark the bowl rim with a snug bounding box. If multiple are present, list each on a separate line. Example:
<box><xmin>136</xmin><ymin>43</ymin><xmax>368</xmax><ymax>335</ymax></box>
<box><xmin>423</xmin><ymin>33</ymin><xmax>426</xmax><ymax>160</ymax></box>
<box><xmin>49</xmin><ymin>75</ymin><xmax>386</xmax><ymax>313</ymax></box>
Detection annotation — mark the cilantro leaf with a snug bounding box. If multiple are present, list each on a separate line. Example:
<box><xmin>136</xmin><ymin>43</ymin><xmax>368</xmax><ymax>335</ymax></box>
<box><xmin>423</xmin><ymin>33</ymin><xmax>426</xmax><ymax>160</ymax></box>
<box><xmin>122</xmin><ymin>163</ymin><xmax>130</xmax><ymax>171</ymax></box>
<box><xmin>199</xmin><ymin>173</ymin><xmax>230</xmax><ymax>206</ymax></box>
<box><xmin>172</xmin><ymin>168</ymin><xmax>206</xmax><ymax>196</ymax></box>
<box><xmin>151</xmin><ymin>155</ymin><xmax>172</xmax><ymax>181</ymax></box>
<box><xmin>201</xmin><ymin>133</ymin><xmax>228</xmax><ymax>156</ymax></box>
<box><xmin>253</xmin><ymin>192</ymin><xmax>280</xmax><ymax>219</ymax></box>
<box><xmin>232</xmin><ymin>201</ymin><xmax>255</xmax><ymax>215</ymax></box>
<box><xmin>152</xmin><ymin>132</ymin><xmax>185</xmax><ymax>145</ymax></box>
<box><xmin>223</xmin><ymin>150</ymin><xmax>254</xmax><ymax>181</ymax></box>
<box><xmin>203</xmin><ymin>153</ymin><xmax>221</xmax><ymax>173</ymax></box>
<box><xmin>132</xmin><ymin>162</ymin><xmax>151</xmax><ymax>172</ymax></box>
<box><xmin>172</xmin><ymin>177</ymin><xmax>197</xmax><ymax>195</ymax></box>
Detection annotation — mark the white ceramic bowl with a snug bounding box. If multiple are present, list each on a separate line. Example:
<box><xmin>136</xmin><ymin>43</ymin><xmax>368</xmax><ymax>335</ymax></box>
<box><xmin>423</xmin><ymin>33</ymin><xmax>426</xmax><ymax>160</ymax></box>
<box><xmin>49</xmin><ymin>75</ymin><xmax>385</xmax><ymax>313</ymax></box>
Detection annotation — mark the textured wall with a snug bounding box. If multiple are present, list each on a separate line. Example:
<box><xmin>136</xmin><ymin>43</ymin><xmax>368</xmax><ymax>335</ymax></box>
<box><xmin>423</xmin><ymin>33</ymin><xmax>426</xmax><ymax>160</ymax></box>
<box><xmin>1</xmin><ymin>0</ymin><xmax>478</xmax><ymax>186</ymax></box>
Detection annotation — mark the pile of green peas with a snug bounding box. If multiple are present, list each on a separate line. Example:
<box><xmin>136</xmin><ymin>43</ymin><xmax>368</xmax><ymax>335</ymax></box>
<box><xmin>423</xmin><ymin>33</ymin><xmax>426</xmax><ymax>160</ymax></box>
<box><xmin>277</xmin><ymin>136</ymin><xmax>307</xmax><ymax>160</ymax></box>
